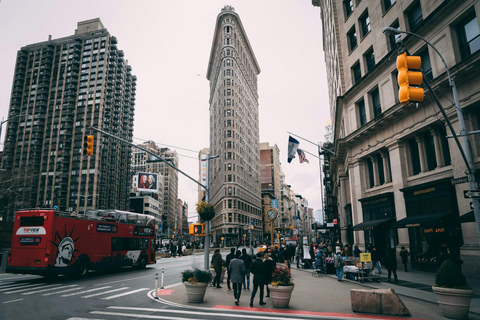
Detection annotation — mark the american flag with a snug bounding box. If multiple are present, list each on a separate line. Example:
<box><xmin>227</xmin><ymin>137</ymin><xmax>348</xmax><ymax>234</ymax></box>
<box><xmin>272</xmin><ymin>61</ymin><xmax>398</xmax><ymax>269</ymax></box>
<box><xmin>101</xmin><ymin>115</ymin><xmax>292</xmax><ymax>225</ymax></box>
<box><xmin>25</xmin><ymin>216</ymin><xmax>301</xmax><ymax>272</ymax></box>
<box><xmin>297</xmin><ymin>149</ymin><xmax>309</xmax><ymax>164</ymax></box>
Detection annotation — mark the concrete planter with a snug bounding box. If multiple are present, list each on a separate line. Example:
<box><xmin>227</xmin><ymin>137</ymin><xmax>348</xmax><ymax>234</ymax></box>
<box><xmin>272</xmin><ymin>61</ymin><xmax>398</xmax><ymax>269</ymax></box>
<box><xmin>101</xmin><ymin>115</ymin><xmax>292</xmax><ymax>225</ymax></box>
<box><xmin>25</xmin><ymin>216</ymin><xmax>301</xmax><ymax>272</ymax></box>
<box><xmin>268</xmin><ymin>284</ymin><xmax>294</xmax><ymax>308</ymax></box>
<box><xmin>432</xmin><ymin>286</ymin><xmax>473</xmax><ymax>319</ymax></box>
<box><xmin>184</xmin><ymin>282</ymin><xmax>208</xmax><ymax>303</ymax></box>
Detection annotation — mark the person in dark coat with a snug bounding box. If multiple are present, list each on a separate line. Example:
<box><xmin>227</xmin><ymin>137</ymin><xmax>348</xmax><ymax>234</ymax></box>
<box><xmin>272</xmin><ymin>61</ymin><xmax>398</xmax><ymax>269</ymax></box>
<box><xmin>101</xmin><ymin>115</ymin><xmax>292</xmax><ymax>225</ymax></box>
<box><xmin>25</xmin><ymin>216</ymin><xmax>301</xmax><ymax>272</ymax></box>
<box><xmin>385</xmin><ymin>248</ymin><xmax>398</xmax><ymax>284</ymax></box>
<box><xmin>399</xmin><ymin>246</ymin><xmax>410</xmax><ymax>272</ymax></box>
<box><xmin>225</xmin><ymin>247</ymin><xmax>236</xmax><ymax>290</ymax></box>
<box><xmin>249</xmin><ymin>253</ymin><xmax>267</xmax><ymax>307</ymax></box>
<box><xmin>295</xmin><ymin>244</ymin><xmax>302</xmax><ymax>268</ymax></box>
<box><xmin>263</xmin><ymin>253</ymin><xmax>276</xmax><ymax>298</ymax></box>
<box><xmin>211</xmin><ymin>249</ymin><xmax>223</xmax><ymax>288</ymax></box>
<box><xmin>371</xmin><ymin>247</ymin><xmax>381</xmax><ymax>273</ymax></box>
<box><xmin>229</xmin><ymin>250</ymin><xmax>245</xmax><ymax>305</ymax></box>
<box><xmin>353</xmin><ymin>244</ymin><xmax>361</xmax><ymax>258</ymax></box>
<box><xmin>283</xmin><ymin>245</ymin><xmax>292</xmax><ymax>274</ymax></box>
<box><xmin>241</xmin><ymin>248</ymin><xmax>252</xmax><ymax>290</ymax></box>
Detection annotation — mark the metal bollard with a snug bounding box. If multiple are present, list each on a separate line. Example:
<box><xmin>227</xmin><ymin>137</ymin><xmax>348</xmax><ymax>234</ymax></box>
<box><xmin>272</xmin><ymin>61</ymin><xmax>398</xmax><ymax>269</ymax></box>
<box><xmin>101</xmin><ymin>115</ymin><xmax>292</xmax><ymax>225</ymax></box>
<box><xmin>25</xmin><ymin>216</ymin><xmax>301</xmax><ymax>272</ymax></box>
<box><xmin>154</xmin><ymin>272</ymin><xmax>158</xmax><ymax>299</ymax></box>
<box><xmin>161</xmin><ymin>267</ymin><xmax>165</xmax><ymax>289</ymax></box>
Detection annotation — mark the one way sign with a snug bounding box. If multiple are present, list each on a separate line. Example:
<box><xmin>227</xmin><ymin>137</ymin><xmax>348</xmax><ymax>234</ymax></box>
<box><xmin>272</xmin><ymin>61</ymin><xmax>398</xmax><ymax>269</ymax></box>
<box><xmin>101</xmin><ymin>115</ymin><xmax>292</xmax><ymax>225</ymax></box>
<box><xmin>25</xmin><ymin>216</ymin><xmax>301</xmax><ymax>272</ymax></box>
<box><xmin>464</xmin><ymin>190</ymin><xmax>480</xmax><ymax>199</ymax></box>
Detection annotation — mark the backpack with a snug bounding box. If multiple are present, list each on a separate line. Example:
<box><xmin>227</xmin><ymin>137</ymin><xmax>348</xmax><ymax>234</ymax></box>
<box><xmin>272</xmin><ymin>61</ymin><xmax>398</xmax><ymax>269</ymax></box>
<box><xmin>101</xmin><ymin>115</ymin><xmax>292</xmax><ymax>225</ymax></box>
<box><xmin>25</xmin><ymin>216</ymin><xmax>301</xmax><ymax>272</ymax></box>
<box><xmin>334</xmin><ymin>254</ymin><xmax>344</xmax><ymax>268</ymax></box>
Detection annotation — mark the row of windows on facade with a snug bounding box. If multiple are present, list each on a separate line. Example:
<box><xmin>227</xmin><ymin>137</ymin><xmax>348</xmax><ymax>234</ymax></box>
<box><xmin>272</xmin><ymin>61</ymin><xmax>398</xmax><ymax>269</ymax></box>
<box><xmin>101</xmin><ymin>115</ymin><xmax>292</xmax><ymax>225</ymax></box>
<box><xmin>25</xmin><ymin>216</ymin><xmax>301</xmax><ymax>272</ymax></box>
<box><xmin>363</xmin><ymin>125</ymin><xmax>452</xmax><ymax>190</ymax></box>
<box><xmin>349</xmin><ymin>7</ymin><xmax>479</xmax><ymax>87</ymax></box>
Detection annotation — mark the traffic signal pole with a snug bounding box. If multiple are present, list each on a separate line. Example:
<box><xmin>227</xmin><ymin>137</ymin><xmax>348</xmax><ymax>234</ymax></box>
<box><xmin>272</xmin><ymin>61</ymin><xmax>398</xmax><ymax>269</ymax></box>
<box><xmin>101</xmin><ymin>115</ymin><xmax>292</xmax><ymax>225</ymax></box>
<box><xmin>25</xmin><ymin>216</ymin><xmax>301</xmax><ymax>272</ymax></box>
<box><xmin>384</xmin><ymin>28</ymin><xmax>480</xmax><ymax>246</ymax></box>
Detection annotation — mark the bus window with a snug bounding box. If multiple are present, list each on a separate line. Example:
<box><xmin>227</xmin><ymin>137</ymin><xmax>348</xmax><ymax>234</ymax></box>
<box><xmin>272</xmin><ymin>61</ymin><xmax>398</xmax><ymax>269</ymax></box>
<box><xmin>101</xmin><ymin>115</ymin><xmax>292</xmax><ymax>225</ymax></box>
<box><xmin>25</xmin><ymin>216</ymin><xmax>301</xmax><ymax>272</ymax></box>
<box><xmin>137</xmin><ymin>215</ymin><xmax>146</xmax><ymax>225</ymax></box>
<box><xmin>20</xmin><ymin>216</ymin><xmax>45</xmax><ymax>226</ymax></box>
<box><xmin>112</xmin><ymin>238</ymin><xmax>122</xmax><ymax>251</ymax></box>
<box><xmin>139</xmin><ymin>238</ymin><xmax>148</xmax><ymax>250</ymax></box>
<box><xmin>127</xmin><ymin>214</ymin><xmax>137</xmax><ymax>224</ymax></box>
<box><xmin>118</xmin><ymin>213</ymin><xmax>127</xmax><ymax>223</ymax></box>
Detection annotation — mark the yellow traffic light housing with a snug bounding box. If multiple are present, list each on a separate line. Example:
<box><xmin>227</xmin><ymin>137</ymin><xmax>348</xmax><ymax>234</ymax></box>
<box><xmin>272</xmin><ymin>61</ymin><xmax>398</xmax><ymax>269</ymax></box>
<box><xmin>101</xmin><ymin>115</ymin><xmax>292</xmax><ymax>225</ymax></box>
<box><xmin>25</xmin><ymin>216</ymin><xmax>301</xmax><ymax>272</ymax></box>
<box><xmin>397</xmin><ymin>52</ymin><xmax>424</xmax><ymax>105</ymax></box>
<box><xmin>83</xmin><ymin>135</ymin><xmax>94</xmax><ymax>156</ymax></box>
<box><xmin>193</xmin><ymin>223</ymin><xmax>204</xmax><ymax>235</ymax></box>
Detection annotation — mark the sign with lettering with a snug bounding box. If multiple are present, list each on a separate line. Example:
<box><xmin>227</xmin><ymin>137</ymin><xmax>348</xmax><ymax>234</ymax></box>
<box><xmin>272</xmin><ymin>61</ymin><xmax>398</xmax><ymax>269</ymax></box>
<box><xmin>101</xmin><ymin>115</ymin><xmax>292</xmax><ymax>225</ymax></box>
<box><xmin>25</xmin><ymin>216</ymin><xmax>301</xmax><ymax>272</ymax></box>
<box><xmin>360</xmin><ymin>253</ymin><xmax>372</xmax><ymax>262</ymax></box>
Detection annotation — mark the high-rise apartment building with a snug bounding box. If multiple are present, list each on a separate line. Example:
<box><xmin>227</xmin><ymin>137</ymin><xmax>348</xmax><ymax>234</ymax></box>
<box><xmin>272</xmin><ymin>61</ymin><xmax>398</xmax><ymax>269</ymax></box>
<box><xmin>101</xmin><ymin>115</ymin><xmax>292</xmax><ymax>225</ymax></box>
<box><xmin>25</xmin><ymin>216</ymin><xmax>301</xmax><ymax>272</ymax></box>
<box><xmin>131</xmin><ymin>141</ymin><xmax>178</xmax><ymax>238</ymax></box>
<box><xmin>314</xmin><ymin>0</ymin><xmax>480</xmax><ymax>277</ymax></box>
<box><xmin>206</xmin><ymin>6</ymin><xmax>262</xmax><ymax>246</ymax></box>
<box><xmin>1</xmin><ymin>18</ymin><xmax>136</xmax><ymax>219</ymax></box>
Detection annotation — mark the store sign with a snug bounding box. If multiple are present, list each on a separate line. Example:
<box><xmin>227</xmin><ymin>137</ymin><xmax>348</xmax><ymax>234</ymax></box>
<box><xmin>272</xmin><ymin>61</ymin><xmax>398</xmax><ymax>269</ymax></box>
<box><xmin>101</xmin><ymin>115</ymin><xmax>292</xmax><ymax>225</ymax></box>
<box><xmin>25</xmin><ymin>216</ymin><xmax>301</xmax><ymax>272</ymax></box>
<box><xmin>413</xmin><ymin>187</ymin><xmax>435</xmax><ymax>196</ymax></box>
<box><xmin>360</xmin><ymin>253</ymin><xmax>372</xmax><ymax>262</ymax></box>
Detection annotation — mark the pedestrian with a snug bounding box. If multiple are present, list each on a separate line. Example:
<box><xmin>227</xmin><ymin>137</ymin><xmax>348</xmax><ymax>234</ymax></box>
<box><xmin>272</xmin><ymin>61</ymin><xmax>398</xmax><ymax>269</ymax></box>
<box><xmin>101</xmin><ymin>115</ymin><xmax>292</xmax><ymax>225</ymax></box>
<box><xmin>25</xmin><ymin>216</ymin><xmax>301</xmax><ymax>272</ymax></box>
<box><xmin>177</xmin><ymin>243</ymin><xmax>183</xmax><ymax>257</ymax></box>
<box><xmin>295</xmin><ymin>244</ymin><xmax>302</xmax><ymax>268</ymax></box>
<box><xmin>399</xmin><ymin>246</ymin><xmax>410</xmax><ymax>272</ymax></box>
<box><xmin>283</xmin><ymin>244</ymin><xmax>292</xmax><ymax>274</ymax></box>
<box><xmin>385</xmin><ymin>248</ymin><xmax>398</xmax><ymax>284</ymax></box>
<box><xmin>225</xmin><ymin>247</ymin><xmax>236</xmax><ymax>291</ymax></box>
<box><xmin>241</xmin><ymin>248</ymin><xmax>252</xmax><ymax>290</ymax></box>
<box><xmin>371</xmin><ymin>247</ymin><xmax>381</xmax><ymax>273</ymax></box>
<box><xmin>248</xmin><ymin>245</ymin><xmax>254</xmax><ymax>256</ymax></box>
<box><xmin>170</xmin><ymin>243</ymin><xmax>176</xmax><ymax>258</ymax></box>
<box><xmin>249</xmin><ymin>253</ymin><xmax>267</xmax><ymax>307</ymax></box>
<box><xmin>263</xmin><ymin>252</ymin><xmax>275</xmax><ymax>298</ymax></box>
<box><xmin>353</xmin><ymin>244</ymin><xmax>361</xmax><ymax>258</ymax></box>
<box><xmin>334</xmin><ymin>249</ymin><xmax>345</xmax><ymax>281</ymax></box>
<box><xmin>315</xmin><ymin>248</ymin><xmax>323</xmax><ymax>271</ymax></box>
<box><xmin>229</xmin><ymin>250</ymin><xmax>245</xmax><ymax>305</ymax></box>
<box><xmin>211</xmin><ymin>249</ymin><xmax>223</xmax><ymax>288</ymax></box>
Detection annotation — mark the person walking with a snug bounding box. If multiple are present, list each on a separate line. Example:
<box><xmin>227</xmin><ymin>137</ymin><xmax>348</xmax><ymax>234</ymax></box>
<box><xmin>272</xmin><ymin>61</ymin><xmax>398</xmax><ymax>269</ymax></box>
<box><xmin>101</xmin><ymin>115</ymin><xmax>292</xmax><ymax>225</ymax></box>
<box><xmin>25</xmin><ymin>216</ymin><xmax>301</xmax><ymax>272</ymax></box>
<box><xmin>334</xmin><ymin>249</ymin><xmax>345</xmax><ymax>281</ymax></box>
<box><xmin>371</xmin><ymin>247</ymin><xmax>381</xmax><ymax>274</ymax></box>
<box><xmin>229</xmin><ymin>250</ymin><xmax>245</xmax><ymax>305</ymax></box>
<box><xmin>295</xmin><ymin>244</ymin><xmax>302</xmax><ymax>268</ymax></box>
<box><xmin>353</xmin><ymin>244</ymin><xmax>362</xmax><ymax>258</ymax></box>
<box><xmin>385</xmin><ymin>248</ymin><xmax>398</xmax><ymax>284</ymax></box>
<box><xmin>283</xmin><ymin>244</ymin><xmax>292</xmax><ymax>274</ymax></box>
<box><xmin>249</xmin><ymin>253</ymin><xmax>267</xmax><ymax>307</ymax></box>
<box><xmin>399</xmin><ymin>246</ymin><xmax>410</xmax><ymax>272</ymax></box>
<box><xmin>315</xmin><ymin>248</ymin><xmax>323</xmax><ymax>271</ymax></box>
<box><xmin>211</xmin><ymin>249</ymin><xmax>223</xmax><ymax>288</ymax></box>
<box><xmin>225</xmin><ymin>247</ymin><xmax>236</xmax><ymax>291</ymax></box>
<box><xmin>263</xmin><ymin>252</ymin><xmax>276</xmax><ymax>298</ymax></box>
<box><xmin>241</xmin><ymin>248</ymin><xmax>252</xmax><ymax>290</ymax></box>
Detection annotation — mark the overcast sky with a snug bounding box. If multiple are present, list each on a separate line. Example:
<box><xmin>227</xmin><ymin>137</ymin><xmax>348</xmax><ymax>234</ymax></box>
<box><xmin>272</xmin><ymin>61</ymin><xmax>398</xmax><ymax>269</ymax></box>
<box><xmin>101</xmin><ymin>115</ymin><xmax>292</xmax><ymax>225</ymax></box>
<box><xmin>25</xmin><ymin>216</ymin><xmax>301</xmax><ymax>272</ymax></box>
<box><xmin>0</xmin><ymin>0</ymin><xmax>330</xmax><ymax>219</ymax></box>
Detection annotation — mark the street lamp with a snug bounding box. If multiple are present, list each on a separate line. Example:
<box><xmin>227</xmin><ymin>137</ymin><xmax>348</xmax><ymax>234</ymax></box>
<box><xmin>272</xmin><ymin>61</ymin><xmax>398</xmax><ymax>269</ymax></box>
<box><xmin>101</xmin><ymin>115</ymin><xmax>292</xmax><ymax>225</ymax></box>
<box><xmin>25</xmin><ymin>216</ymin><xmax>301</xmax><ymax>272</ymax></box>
<box><xmin>203</xmin><ymin>154</ymin><xmax>219</xmax><ymax>271</ymax></box>
<box><xmin>383</xmin><ymin>27</ymin><xmax>480</xmax><ymax>245</ymax></box>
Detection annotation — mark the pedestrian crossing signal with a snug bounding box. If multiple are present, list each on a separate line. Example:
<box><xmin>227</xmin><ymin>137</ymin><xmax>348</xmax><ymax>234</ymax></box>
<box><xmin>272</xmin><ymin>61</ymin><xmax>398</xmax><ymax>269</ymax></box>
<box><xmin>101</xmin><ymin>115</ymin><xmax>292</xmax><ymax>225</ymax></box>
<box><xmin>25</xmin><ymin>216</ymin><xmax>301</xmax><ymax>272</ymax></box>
<box><xmin>189</xmin><ymin>223</ymin><xmax>204</xmax><ymax>235</ymax></box>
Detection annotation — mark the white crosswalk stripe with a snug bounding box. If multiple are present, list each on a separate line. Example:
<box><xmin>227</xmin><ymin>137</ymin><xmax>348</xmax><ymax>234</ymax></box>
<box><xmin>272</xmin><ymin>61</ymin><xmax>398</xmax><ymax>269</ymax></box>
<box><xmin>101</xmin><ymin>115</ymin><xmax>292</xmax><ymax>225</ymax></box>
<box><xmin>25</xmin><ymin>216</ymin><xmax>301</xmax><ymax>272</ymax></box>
<box><xmin>102</xmin><ymin>288</ymin><xmax>149</xmax><ymax>300</ymax></box>
<box><xmin>43</xmin><ymin>286</ymin><xmax>85</xmax><ymax>296</ymax></box>
<box><xmin>0</xmin><ymin>283</ymin><xmax>36</xmax><ymax>291</ymax></box>
<box><xmin>23</xmin><ymin>284</ymin><xmax>79</xmax><ymax>295</ymax></box>
<box><xmin>61</xmin><ymin>286</ymin><xmax>113</xmax><ymax>297</ymax></box>
<box><xmin>4</xmin><ymin>283</ymin><xmax>62</xmax><ymax>294</ymax></box>
<box><xmin>81</xmin><ymin>287</ymin><xmax>130</xmax><ymax>298</ymax></box>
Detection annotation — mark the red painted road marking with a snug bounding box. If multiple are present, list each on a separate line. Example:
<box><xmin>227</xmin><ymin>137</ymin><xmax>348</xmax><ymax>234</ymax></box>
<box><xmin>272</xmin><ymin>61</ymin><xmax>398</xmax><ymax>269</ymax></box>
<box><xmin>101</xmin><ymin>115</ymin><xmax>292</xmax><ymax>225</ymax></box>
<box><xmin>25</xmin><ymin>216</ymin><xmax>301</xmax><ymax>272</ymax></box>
<box><xmin>212</xmin><ymin>305</ymin><xmax>429</xmax><ymax>320</ymax></box>
<box><xmin>156</xmin><ymin>289</ymin><xmax>175</xmax><ymax>296</ymax></box>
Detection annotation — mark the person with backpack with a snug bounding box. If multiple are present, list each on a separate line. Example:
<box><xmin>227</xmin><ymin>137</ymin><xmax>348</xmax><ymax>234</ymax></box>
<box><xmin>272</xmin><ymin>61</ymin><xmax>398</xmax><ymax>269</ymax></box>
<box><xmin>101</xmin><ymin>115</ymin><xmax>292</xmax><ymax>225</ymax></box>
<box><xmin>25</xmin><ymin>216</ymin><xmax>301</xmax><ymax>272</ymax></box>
<box><xmin>334</xmin><ymin>249</ymin><xmax>345</xmax><ymax>281</ymax></box>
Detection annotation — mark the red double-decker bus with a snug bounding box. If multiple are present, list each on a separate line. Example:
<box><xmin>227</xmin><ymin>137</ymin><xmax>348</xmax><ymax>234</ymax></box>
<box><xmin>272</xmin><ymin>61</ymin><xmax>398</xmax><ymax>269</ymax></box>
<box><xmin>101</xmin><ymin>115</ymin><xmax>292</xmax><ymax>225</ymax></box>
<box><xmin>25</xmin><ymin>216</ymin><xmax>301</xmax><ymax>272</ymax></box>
<box><xmin>6</xmin><ymin>209</ymin><xmax>156</xmax><ymax>278</ymax></box>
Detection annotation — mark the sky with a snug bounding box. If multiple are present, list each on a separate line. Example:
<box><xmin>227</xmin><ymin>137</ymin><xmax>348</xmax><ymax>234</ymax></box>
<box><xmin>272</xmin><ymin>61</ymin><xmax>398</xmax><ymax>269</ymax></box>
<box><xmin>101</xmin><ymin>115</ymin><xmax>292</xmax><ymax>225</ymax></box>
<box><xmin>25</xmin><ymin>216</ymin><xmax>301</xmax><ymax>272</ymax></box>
<box><xmin>0</xmin><ymin>0</ymin><xmax>330</xmax><ymax>220</ymax></box>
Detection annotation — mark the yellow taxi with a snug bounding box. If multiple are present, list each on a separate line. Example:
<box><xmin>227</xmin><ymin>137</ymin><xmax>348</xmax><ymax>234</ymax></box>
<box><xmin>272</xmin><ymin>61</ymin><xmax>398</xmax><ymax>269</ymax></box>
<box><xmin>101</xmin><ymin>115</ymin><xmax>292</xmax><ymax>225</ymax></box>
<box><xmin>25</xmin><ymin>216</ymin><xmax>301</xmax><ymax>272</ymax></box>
<box><xmin>257</xmin><ymin>245</ymin><xmax>267</xmax><ymax>253</ymax></box>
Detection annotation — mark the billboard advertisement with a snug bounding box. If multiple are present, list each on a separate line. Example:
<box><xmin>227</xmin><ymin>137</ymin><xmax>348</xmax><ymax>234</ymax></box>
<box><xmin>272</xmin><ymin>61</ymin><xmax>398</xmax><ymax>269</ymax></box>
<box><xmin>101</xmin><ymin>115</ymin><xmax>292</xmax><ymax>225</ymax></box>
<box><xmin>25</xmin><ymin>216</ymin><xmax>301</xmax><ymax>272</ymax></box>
<box><xmin>137</xmin><ymin>172</ymin><xmax>158</xmax><ymax>193</ymax></box>
<box><xmin>200</xmin><ymin>154</ymin><xmax>208</xmax><ymax>191</ymax></box>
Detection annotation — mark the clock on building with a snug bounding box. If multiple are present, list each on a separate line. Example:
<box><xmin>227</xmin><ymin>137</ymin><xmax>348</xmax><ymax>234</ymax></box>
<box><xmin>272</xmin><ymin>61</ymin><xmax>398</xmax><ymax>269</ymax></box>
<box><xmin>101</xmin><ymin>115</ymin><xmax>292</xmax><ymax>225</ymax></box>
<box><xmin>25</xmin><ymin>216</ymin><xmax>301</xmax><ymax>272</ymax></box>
<box><xmin>266</xmin><ymin>207</ymin><xmax>278</xmax><ymax>221</ymax></box>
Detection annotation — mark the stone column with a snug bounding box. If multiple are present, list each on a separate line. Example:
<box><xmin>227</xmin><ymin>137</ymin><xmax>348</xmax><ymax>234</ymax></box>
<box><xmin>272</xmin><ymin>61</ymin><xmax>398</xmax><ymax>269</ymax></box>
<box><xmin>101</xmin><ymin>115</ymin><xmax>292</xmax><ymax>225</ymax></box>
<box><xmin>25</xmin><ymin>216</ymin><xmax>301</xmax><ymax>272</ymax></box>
<box><xmin>369</xmin><ymin>155</ymin><xmax>380</xmax><ymax>187</ymax></box>
<box><xmin>414</xmin><ymin>134</ymin><xmax>427</xmax><ymax>173</ymax></box>
<box><xmin>381</xmin><ymin>150</ymin><xmax>392</xmax><ymax>183</ymax></box>
<box><xmin>430</xmin><ymin>127</ymin><xmax>444</xmax><ymax>168</ymax></box>
<box><xmin>348</xmin><ymin>159</ymin><xmax>366</xmax><ymax>249</ymax></box>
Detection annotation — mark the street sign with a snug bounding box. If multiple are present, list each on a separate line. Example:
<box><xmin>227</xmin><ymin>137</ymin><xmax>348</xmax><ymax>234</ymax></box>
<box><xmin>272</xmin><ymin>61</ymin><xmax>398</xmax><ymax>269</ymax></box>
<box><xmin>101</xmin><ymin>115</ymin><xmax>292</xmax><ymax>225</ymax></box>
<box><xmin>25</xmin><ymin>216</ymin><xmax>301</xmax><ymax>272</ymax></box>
<box><xmin>451</xmin><ymin>177</ymin><xmax>468</xmax><ymax>185</ymax></box>
<box><xmin>464</xmin><ymin>190</ymin><xmax>480</xmax><ymax>199</ymax></box>
<box><xmin>333</xmin><ymin>219</ymin><xmax>338</xmax><ymax>225</ymax></box>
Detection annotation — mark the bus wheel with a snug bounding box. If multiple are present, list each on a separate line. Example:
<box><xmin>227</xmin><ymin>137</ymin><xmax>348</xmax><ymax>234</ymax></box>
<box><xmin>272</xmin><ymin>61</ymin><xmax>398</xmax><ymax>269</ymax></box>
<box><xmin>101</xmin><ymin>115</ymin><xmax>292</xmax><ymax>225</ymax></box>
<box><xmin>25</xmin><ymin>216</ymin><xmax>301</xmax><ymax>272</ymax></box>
<box><xmin>138</xmin><ymin>256</ymin><xmax>147</xmax><ymax>269</ymax></box>
<box><xmin>77</xmin><ymin>260</ymin><xmax>89</xmax><ymax>277</ymax></box>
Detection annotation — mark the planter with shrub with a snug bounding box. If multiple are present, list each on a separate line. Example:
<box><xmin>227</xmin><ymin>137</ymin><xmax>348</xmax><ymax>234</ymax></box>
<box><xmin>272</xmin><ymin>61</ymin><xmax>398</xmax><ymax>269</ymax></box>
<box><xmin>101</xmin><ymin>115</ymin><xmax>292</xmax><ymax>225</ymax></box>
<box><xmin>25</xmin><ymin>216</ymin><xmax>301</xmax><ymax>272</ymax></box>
<box><xmin>181</xmin><ymin>268</ymin><xmax>212</xmax><ymax>303</ymax></box>
<box><xmin>432</xmin><ymin>259</ymin><xmax>473</xmax><ymax>319</ymax></box>
<box><xmin>267</xmin><ymin>266</ymin><xmax>295</xmax><ymax>308</ymax></box>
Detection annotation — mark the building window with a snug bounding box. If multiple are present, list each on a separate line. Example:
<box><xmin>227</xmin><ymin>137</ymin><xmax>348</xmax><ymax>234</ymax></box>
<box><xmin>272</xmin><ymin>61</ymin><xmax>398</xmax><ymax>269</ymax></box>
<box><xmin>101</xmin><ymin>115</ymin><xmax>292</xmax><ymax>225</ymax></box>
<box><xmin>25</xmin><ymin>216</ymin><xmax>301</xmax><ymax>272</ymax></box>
<box><xmin>420</xmin><ymin>49</ymin><xmax>433</xmax><ymax>81</ymax></box>
<box><xmin>358</xmin><ymin>99</ymin><xmax>367</xmax><ymax>126</ymax></box>
<box><xmin>388</xmin><ymin>20</ymin><xmax>401</xmax><ymax>51</ymax></box>
<box><xmin>383</xmin><ymin>0</ymin><xmax>396</xmax><ymax>13</ymax></box>
<box><xmin>456</xmin><ymin>12</ymin><xmax>480</xmax><ymax>60</ymax></box>
<box><xmin>407</xmin><ymin>2</ymin><xmax>423</xmax><ymax>31</ymax></box>
<box><xmin>408</xmin><ymin>137</ymin><xmax>421</xmax><ymax>175</ymax></box>
<box><xmin>423</xmin><ymin>131</ymin><xmax>437</xmax><ymax>171</ymax></box>
<box><xmin>352</xmin><ymin>62</ymin><xmax>361</xmax><ymax>84</ymax></box>
<box><xmin>367</xmin><ymin>158</ymin><xmax>374</xmax><ymax>188</ymax></box>
<box><xmin>347</xmin><ymin>26</ymin><xmax>357</xmax><ymax>52</ymax></box>
<box><xmin>364</xmin><ymin>48</ymin><xmax>375</xmax><ymax>72</ymax></box>
<box><xmin>359</xmin><ymin>10</ymin><xmax>371</xmax><ymax>38</ymax></box>
<box><xmin>371</xmin><ymin>88</ymin><xmax>381</xmax><ymax>117</ymax></box>
<box><xmin>344</xmin><ymin>0</ymin><xmax>353</xmax><ymax>18</ymax></box>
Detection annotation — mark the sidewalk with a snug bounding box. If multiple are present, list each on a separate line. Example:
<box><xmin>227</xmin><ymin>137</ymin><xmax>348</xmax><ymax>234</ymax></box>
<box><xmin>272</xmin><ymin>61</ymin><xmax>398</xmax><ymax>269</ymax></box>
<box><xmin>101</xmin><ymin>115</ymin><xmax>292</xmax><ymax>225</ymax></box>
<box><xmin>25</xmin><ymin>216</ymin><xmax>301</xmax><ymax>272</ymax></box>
<box><xmin>154</xmin><ymin>263</ymin><xmax>480</xmax><ymax>319</ymax></box>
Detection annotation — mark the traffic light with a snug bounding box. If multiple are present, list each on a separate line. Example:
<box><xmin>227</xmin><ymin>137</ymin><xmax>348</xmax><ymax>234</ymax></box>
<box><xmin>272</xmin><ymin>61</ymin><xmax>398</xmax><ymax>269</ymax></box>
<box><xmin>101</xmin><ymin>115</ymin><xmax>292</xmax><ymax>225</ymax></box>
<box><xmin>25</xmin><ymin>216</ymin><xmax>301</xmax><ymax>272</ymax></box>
<box><xmin>83</xmin><ymin>135</ymin><xmax>94</xmax><ymax>156</ymax></box>
<box><xmin>193</xmin><ymin>223</ymin><xmax>204</xmax><ymax>235</ymax></box>
<box><xmin>397</xmin><ymin>52</ymin><xmax>424</xmax><ymax>105</ymax></box>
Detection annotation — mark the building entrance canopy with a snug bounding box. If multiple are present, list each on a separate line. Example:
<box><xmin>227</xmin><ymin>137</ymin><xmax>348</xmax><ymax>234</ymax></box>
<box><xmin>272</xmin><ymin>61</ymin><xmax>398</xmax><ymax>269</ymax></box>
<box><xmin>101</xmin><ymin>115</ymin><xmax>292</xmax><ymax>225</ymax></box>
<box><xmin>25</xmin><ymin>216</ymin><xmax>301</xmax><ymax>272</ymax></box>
<box><xmin>352</xmin><ymin>218</ymin><xmax>392</xmax><ymax>231</ymax></box>
<box><xmin>390</xmin><ymin>212</ymin><xmax>451</xmax><ymax>228</ymax></box>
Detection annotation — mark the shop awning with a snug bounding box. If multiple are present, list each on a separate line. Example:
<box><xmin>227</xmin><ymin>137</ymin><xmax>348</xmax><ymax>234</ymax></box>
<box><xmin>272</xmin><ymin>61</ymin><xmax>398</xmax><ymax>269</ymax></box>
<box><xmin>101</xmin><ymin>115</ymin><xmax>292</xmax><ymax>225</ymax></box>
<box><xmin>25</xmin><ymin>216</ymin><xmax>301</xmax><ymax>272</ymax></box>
<box><xmin>390</xmin><ymin>212</ymin><xmax>451</xmax><ymax>228</ymax></box>
<box><xmin>353</xmin><ymin>218</ymin><xmax>392</xmax><ymax>231</ymax></box>
<box><xmin>459</xmin><ymin>211</ymin><xmax>475</xmax><ymax>223</ymax></box>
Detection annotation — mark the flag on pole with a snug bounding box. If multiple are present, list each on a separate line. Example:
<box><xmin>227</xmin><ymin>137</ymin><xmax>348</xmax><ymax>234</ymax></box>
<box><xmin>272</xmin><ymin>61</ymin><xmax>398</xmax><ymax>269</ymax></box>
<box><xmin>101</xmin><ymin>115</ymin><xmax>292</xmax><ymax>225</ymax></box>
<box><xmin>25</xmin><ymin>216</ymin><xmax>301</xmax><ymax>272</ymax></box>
<box><xmin>287</xmin><ymin>136</ymin><xmax>299</xmax><ymax>163</ymax></box>
<box><xmin>297</xmin><ymin>149</ymin><xmax>309</xmax><ymax>164</ymax></box>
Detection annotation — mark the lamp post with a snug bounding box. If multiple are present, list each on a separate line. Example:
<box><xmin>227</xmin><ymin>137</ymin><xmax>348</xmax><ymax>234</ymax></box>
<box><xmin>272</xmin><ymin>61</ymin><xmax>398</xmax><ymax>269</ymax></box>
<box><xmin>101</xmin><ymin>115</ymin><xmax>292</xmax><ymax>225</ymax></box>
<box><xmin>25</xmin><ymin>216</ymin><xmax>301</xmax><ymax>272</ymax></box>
<box><xmin>203</xmin><ymin>153</ymin><xmax>219</xmax><ymax>271</ymax></box>
<box><xmin>383</xmin><ymin>27</ymin><xmax>480</xmax><ymax>245</ymax></box>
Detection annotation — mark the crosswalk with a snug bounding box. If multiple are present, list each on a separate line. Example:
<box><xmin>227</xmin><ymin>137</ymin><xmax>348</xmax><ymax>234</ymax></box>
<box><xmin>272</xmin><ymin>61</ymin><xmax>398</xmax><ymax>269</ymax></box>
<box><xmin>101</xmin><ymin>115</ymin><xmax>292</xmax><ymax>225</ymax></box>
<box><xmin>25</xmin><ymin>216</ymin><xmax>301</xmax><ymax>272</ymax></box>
<box><xmin>0</xmin><ymin>280</ymin><xmax>149</xmax><ymax>301</ymax></box>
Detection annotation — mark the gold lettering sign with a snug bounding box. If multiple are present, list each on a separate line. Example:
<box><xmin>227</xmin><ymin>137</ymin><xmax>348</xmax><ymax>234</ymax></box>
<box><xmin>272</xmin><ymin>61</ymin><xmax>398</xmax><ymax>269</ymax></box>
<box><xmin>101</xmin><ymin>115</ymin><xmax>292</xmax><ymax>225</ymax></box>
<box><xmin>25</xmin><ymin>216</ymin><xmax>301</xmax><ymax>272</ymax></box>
<box><xmin>424</xmin><ymin>228</ymin><xmax>434</xmax><ymax>233</ymax></box>
<box><xmin>435</xmin><ymin>228</ymin><xmax>445</xmax><ymax>233</ymax></box>
<box><xmin>413</xmin><ymin>187</ymin><xmax>435</xmax><ymax>196</ymax></box>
